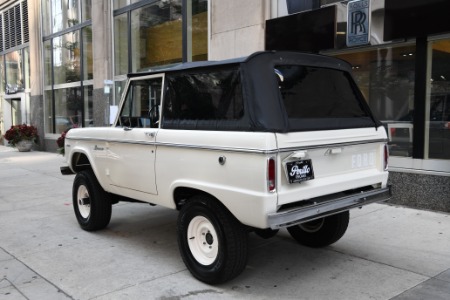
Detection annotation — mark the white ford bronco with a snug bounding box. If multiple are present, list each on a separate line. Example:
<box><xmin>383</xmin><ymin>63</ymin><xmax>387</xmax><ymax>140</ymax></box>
<box><xmin>61</xmin><ymin>51</ymin><xmax>391</xmax><ymax>284</ymax></box>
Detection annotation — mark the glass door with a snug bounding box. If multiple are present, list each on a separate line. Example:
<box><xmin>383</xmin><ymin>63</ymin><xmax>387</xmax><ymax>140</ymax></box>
<box><xmin>11</xmin><ymin>98</ymin><xmax>22</xmax><ymax>125</ymax></box>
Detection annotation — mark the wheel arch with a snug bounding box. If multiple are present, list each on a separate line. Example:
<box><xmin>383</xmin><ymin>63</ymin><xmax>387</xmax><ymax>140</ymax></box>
<box><xmin>70</xmin><ymin>151</ymin><xmax>93</xmax><ymax>173</ymax></box>
<box><xmin>173</xmin><ymin>187</ymin><xmax>220</xmax><ymax>210</ymax></box>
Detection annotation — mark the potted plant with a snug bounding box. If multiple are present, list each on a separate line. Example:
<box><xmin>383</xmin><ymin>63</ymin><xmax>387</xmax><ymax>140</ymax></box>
<box><xmin>3</xmin><ymin>124</ymin><xmax>39</xmax><ymax>152</ymax></box>
<box><xmin>56</xmin><ymin>129</ymin><xmax>69</xmax><ymax>155</ymax></box>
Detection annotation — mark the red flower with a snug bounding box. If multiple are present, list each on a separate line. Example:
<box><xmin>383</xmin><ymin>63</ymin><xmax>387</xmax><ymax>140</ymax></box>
<box><xmin>3</xmin><ymin>124</ymin><xmax>39</xmax><ymax>147</ymax></box>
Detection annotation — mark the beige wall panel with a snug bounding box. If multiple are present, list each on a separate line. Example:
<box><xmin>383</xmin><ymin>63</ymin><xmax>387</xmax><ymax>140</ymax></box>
<box><xmin>210</xmin><ymin>31</ymin><xmax>236</xmax><ymax>60</ymax></box>
<box><xmin>212</xmin><ymin>0</ymin><xmax>264</xmax><ymax>34</ymax></box>
<box><xmin>210</xmin><ymin>0</ymin><xmax>269</xmax><ymax>60</ymax></box>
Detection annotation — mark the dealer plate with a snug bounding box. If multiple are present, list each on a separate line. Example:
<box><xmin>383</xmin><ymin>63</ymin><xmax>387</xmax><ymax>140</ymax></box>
<box><xmin>286</xmin><ymin>159</ymin><xmax>314</xmax><ymax>183</ymax></box>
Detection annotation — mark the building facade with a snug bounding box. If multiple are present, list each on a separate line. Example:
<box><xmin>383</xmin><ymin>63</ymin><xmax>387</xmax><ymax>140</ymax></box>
<box><xmin>0</xmin><ymin>0</ymin><xmax>448</xmax><ymax>211</ymax></box>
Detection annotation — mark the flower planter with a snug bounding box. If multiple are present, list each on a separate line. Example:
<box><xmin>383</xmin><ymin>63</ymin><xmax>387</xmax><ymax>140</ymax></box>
<box><xmin>16</xmin><ymin>140</ymin><xmax>34</xmax><ymax>152</ymax></box>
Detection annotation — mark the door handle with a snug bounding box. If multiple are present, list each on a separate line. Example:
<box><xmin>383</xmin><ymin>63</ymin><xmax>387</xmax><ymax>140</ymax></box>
<box><xmin>145</xmin><ymin>132</ymin><xmax>156</xmax><ymax>137</ymax></box>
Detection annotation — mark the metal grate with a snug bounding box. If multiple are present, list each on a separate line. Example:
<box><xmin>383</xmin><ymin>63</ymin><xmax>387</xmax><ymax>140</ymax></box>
<box><xmin>0</xmin><ymin>15</ymin><xmax>3</xmax><ymax>52</ymax></box>
<box><xmin>0</xmin><ymin>0</ymin><xmax>28</xmax><ymax>52</ymax></box>
<box><xmin>22</xmin><ymin>0</ymin><xmax>28</xmax><ymax>43</ymax></box>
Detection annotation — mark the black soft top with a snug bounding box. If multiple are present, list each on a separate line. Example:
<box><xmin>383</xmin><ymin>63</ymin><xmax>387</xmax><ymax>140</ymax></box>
<box><xmin>127</xmin><ymin>51</ymin><xmax>380</xmax><ymax>132</ymax></box>
<box><xmin>128</xmin><ymin>51</ymin><xmax>352</xmax><ymax>78</ymax></box>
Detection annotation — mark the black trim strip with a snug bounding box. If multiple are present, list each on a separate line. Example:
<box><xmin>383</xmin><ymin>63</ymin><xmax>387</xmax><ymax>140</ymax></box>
<box><xmin>412</xmin><ymin>37</ymin><xmax>427</xmax><ymax>159</ymax></box>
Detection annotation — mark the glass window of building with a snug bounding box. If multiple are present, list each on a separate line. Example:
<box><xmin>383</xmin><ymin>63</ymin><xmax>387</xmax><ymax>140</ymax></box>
<box><xmin>131</xmin><ymin>1</ymin><xmax>182</xmax><ymax>72</ymax></box>
<box><xmin>43</xmin><ymin>40</ymin><xmax>52</xmax><ymax>87</ymax></box>
<box><xmin>42</xmin><ymin>0</ymin><xmax>92</xmax><ymax>134</ymax></box>
<box><xmin>82</xmin><ymin>26</ymin><xmax>93</xmax><ymax>80</ymax></box>
<box><xmin>113</xmin><ymin>0</ymin><xmax>208</xmax><ymax>103</ymax></box>
<box><xmin>53</xmin><ymin>31</ymin><xmax>81</xmax><ymax>85</ymax></box>
<box><xmin>114</xmin><ymin>13</ymin><xmax>129</xmax><ymax>76</ymax></box>
<box><xmin>335</xmin><ymin>45</ymin><xmax>416</xmax><ymax>157</ymax></box>
<box><xmin>427</xmin><ymin>39</ymin><xmax>450</xmax><ymax>160</ymax></box>
<box><xmin>5</xmin><ymin>51</ymin><xmax>25</xmax><ymax>94</ymax></box>
<box><xmin>81</xmin><ymin>0</ymin><xmax>92</xmax><ymax>21</ymax></box>
<box><xmin>188</xmin><ymin>0</ymin><xmax>208</xmax><ymax>62</ymax></box>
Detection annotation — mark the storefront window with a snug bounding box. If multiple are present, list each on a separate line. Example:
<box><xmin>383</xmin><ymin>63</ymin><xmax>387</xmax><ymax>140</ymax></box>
<box><xmin>130</xmin><ymin>0</ymin><xmax>183</xmax><ymax>72</ymax></box>
<box><xmin>24</xmin><ymin>48</ymin><xmax>30</xmax><ymax>90</ymax></box>
<box><xmin>53</xmin><ymin>0</ymin><xmax>80</xmax><ymax>32</ymax></box>
<box><xmin>54</xmin><ymin>86</ymin><xmax>82</xmax><ymax>133</ymax></box>
<box><xmin>114</xmin><ymin>13</ymin><xmax>129</xmax><ymax>75</ymax></box>
<box><xmin>42</xmin><ymin>0</ymin><xmax>90</xmax><ymax>35</ymax></box>
<box><xmin>427</xmin><ymin>39</ymin><xmax>450</xmax><ymax>160</ymax></box>
<box><xmin>335</xmin><ymin>45</ymin><xmax>416</xmax><ymax>157</ymax></box>
<box><xmin>82</xmin><ymin>26</ymin><xmax>93</xmax><ymax>80</ymax></box>
<box><xmin>45</xmin><ymin>90</ymin><xmax>53</xmax><ymax>133</ymax></box>
<box><xmin>189</xmin><ymin>0</ymin><xmax>208</xmax><ymax>62</ymax></box>
<box><xmin>44</xmin><ymin>40</ymin><xmax>52</xmax><ymax>87</ymax></box>
<box><xmin>84</xmin><ymin>85</ymin><xmax>94</xmax><ymax>127</ymax></box>
<box><xmin>81</xmin><ymin>0</ymin><xmax>91</xmax><ymax>21</ymax></box>
<box><xmin>53</xmin><ymin>31</ymin><xmax>81</xmax><ymax>85</ymax></box>
<box><xmin>5</xmin><ymin>51</ymin><xmax>24</xmax><ymax>94</ymax></box>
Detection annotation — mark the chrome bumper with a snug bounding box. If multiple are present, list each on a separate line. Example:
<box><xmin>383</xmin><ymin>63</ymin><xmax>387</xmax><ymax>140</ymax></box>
<box><xmin>268</xmin><ymin>186</ymin><xmax>392</xmax><ymax>229</ymax></box>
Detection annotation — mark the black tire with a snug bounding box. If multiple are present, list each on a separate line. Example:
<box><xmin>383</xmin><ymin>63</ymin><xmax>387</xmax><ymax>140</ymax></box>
<box><xmin>254</xmin><ymin>228</ymin><xmax>279</xmax><ymax>239</ymax></box>
<box><xmin>287</xmin><ymin>211</ymin><xmax>350</xmax><ymax>248</ymax></box>
<box><xmin>72</xmin><ymin>169</ymin><xmax>112</xmax><ymax>231</ymax></box>
<box><xmin>177</xmin><ymin>195</ymin><xmax>248</xmax><ymax>284</ymax></box>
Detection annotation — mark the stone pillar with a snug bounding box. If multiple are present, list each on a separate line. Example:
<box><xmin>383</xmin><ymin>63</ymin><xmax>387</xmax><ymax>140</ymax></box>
<box><xmin>92</xmin><ymin>0</ymin><xmax>113</xmax><ymax>126</ymax></box>
<box><xmin>28</xmin><ymin>0</ymin><xmax>45</xmax><ymax>150</ymax></box>
<box><xmin>210</xmin><ymin>0</ymin><xmax>270</xmax><ymax>60</ymax></box>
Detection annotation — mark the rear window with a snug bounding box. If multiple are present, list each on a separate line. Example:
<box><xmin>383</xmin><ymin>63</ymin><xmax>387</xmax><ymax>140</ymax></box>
<box><xmin>275</xmin><ymin>65</ymin><xmax>376</xmax><ymax>131</ymax></box>
<box><xmin>276</xmin><ymin>65</ymin><xmax>368</xmax><ymax>119</ymax></box>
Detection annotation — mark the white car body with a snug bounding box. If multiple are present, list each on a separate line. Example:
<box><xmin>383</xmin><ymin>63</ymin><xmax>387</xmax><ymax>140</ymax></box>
<box><xmin>62</xmin><ymin>51</ymin><xmax>391</xmax><ymax>283</ymax></box>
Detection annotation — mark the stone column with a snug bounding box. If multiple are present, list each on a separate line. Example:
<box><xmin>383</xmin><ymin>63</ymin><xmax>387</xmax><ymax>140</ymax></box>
<box><xmin>92</xmin><ymin>0</ymin><xmax>113</xmax><ymax>127</ymax></box>
<box><xmin>28</xmin><ymin>0</ymin><xmax>45</xmax><ymax>150</ymax></box>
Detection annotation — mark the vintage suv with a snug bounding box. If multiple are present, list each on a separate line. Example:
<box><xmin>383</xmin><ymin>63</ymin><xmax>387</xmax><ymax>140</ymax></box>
<box><xmin>61</xmin><ymin>51</ymin><xmax>391</xmax><ymax>284</ymax></box>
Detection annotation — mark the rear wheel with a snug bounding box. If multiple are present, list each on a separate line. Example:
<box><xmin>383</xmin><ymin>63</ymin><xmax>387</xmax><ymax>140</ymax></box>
<box><xmin>287</xmin><ymin>211</ymin><xmax>350</xmax><ymax>248</ymax></box>
<box><xmin>73</xmin><ymin>170</ymin><xmax>112</xmax><ymax>231</ymax></box>
<box><xmin>177</xmin><ymin>195</ymin><xmax>248</xmax><ymax>284</ymax></box>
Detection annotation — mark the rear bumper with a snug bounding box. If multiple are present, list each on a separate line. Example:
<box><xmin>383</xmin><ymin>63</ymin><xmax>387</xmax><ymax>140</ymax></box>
<box><xmin>267</xmin><ymin>186</ymin><xmax>391</xmax><ymax>229</ymax></box>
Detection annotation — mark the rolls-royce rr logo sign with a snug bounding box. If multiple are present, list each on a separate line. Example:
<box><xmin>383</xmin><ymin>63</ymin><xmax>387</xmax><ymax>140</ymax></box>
<box><xmin>347</xmin><ymin>0</ymin><xmax>370</xmax><ymax>47</ymax></box>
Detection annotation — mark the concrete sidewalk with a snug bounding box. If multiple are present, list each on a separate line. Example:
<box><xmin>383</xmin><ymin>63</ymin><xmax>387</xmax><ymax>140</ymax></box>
<box><xmin>0</xmin><ymin>146</ymin><xmax>449</xmax><ymax>300</ymax></box>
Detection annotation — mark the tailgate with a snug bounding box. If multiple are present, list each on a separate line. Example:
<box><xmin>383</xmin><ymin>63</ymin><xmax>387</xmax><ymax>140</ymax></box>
<box><xmin>276</xmin><ymin>127</ymin><xmax>389</xmax><ymax>206</ymax></box>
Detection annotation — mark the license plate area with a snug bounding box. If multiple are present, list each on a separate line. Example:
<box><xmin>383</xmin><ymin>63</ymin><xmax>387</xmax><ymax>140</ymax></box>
<box><xmin>285</xmin><ymin>160</ymin><xmax>315</xmax><ymax>183</ymax></box>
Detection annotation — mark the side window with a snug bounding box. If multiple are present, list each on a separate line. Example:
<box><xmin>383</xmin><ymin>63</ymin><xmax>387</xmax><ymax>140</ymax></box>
<box><xmin>163</xmin><ymin>67</ymin><xmax>244</xmax><ymax>128</ymax></box>
<box><xmin>118</xmin><ymin>77</ymin><xmax>162</xmax><ymax>128</ymax></box>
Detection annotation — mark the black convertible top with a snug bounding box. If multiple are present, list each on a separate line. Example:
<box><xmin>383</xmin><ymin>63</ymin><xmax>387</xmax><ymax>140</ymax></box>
<box><xmin>128</xmin><ymin>51</ymin><xmax>380</xmax><ymax>132</ymax></box>
<box><xmin>128</xmin><ymin>51</ymin><xmax>353</xmax><ymax>78</ymax></box>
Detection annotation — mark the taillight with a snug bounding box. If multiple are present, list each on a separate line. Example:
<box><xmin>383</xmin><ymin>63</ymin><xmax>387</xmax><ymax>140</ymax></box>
<box><xmin>267</xmin><ymin>157</ymin><xmax>276</xmax><ymax>192</ymax></box>
<box><xmin>384</xmin><ymin>144</ymin><xmax>389</xmax><ymax>171</ymax></box>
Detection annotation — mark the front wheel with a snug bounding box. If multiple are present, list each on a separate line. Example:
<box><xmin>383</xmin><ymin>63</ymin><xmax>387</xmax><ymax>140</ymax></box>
<box><xmin>287</xmin><ymin>211</ymin><xmax>350</xmax><ymax>248</ymax></box>
<box><xmin>177</xmin><ymin>195</ymin><xmax>248</xmax><ymax>284</ymax></box>
<box><xmin>73</xmin><ymin>170</ymin><xmax>112</xmax><ymax>231</ymax></box>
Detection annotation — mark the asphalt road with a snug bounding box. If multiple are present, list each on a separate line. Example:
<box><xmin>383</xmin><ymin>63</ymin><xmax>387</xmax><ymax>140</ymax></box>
<box><xmin>1</xmin><ymin>146</ymin><xmax>449</xmax><ymax>300</ymax></box>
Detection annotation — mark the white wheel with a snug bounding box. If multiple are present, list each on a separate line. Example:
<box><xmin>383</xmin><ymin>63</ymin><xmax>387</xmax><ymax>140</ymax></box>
<box><xmin>72</xmin><ymin>170</ymin><xmax>111</xmax><ymax>231</ymax></box>
<box><xmin>76</xmin><ymin>185</ymin><xmax>91</xmax><ymax>219</ymax></box>
<box><xmin>187</xmin><ymin>216</ymin><xmax>219</xmax><ymax>265</ymax></box>
<box><xmin>177</xmin><ymin>195</ymin><xmax>248</xmax><ymax>284</ymax></box>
